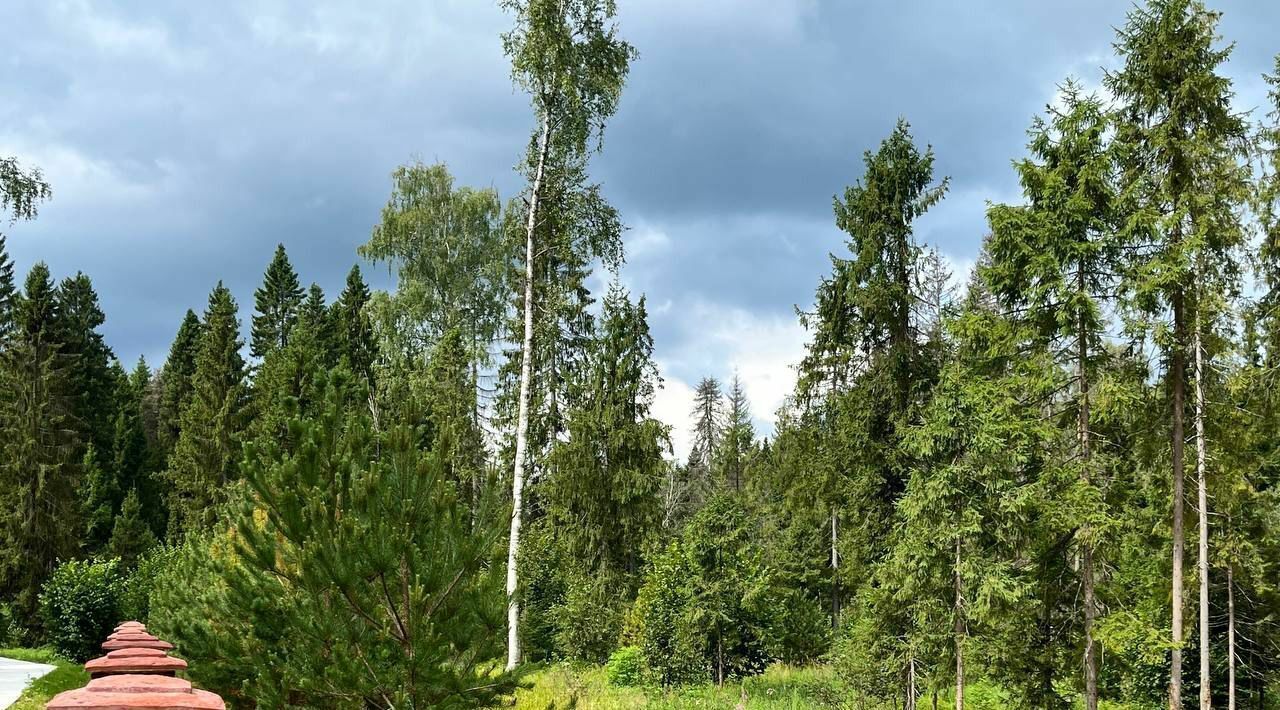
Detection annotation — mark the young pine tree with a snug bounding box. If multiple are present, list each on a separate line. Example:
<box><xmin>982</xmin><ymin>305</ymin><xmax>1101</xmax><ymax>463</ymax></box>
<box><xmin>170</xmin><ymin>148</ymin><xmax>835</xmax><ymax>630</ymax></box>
<box><xmin>223</xmin><ymin>370</ymin><xmax>512</xmax><ymax>708</ymax></box>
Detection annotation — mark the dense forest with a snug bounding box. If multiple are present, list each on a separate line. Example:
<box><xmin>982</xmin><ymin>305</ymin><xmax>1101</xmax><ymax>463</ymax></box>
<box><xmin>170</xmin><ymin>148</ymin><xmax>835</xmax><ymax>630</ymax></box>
<box><xmin>4</xmin><ymin>0</ymin><xmax>1280</xmax><ymax>708</ymax></box>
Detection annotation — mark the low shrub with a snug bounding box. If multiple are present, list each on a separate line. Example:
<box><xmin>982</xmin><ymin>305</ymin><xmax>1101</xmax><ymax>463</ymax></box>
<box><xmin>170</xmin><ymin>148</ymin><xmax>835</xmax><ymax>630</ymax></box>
<box><xmin>117</xmin><ymin>546</ymin><xmax>176</xmax><ymax>623</ymax></box>
<box><xmin>606</xmin><ymin>645</ymin><xmax>644</xmax><ymax>687</ymax></box>
<box><xmin>38</xmin><ymin>558</ymin><xmax>124</xmax><ymax>662</ymax></box>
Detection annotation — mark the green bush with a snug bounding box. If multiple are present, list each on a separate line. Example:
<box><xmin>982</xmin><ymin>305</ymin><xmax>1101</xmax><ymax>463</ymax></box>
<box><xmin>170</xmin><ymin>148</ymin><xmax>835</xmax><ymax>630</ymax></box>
<box><xmin>38</xmin><ymin>558</ymin><xmax>124</xmax><ymax>662</ymax></box>
<box><xmin>553</xmin><ymin>570</ymin><xmax>626</xmax><ymax>663</ymax></box>
<box><xmin>118</xmin><ymin>546</ymin><xmax>176</xmax><ymax>623</ymax></box>
<box><xmin>631</xmin><ymin>541</ymin><xmax>705</xmax><ymax>686</ymax></box>
<box><xmin>606</xmin><ymin>645</ymin><xmax>644</xmax><ymax>687</ymax></box>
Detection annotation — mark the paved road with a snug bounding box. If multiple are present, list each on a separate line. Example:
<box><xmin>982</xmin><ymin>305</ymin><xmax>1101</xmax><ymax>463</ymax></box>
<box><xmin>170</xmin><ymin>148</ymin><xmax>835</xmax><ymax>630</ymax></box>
<box><xmin>0</xmin><ymin>656</ymin><xmax>55</xmax><ymax>708</ymax></box>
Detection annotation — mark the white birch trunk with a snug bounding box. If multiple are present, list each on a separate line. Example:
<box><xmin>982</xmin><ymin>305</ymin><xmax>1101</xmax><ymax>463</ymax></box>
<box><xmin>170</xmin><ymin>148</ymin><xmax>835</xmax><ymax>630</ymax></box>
<box><xmin>506</xmin><ymin>113</ymin><xmax>551</xmax><ymax>671</ymax></box>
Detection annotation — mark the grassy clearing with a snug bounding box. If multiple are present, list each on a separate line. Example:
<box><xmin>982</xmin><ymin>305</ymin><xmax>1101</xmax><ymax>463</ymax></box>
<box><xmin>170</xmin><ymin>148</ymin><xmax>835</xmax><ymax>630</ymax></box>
<box><xmin>515</xmin><ymin>663</ymin><xmax>851</xmax><ymax>709</ymax></box>
<box><xmin>0</xmin><ymin>647</ymin><xmax>89</xmax><ymax>710</ymax></box>
<box><xmin>513</xmin><ymin>663</ymin><xmax>1159</xmax><ymax>710</ymax></box>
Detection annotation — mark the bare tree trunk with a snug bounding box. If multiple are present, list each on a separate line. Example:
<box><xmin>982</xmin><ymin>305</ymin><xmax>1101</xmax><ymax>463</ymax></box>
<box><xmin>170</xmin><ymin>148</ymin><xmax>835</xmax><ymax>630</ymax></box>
<box><xmin>907</xmin><ymin>655</ymin><xmax>917</xmax><ymax>710</ymax></box>
<box><xmin>831</xmin><ymin>507</ymin><xmax>840</xmax><ymax>627</ymax></box>
<box><xmin>1078</xmin><ymin>281</ymin><xmax>1099</xmax><ymax>710</ymax></box>
<box><xmin>1228</xmin><ymin>563</ymin><xmax>1235</xmax><ymax>710</ymax></box>
<box><xmin>716</xmin><ymin>626</ymin><xmax>725</xmax><ymax>687</ymax></box>
<box><xmin>1171</xmin><ymin>289</ymin><xmax>1187</xmax><ymax>710</ymax></box>
<box><xmin>955</xmin><ymin>536</ymin><xmax>964</xmax><ymax>710</ymax></box>
<box><xmin>506</xmin><ymin>113</ymin><xmax>551</xmax><ymax>672</ymax></box>
<box><xmin>1195</xmin><ymin>307</ymin><xmax>1211</xmax><ymax>710</ymax></box>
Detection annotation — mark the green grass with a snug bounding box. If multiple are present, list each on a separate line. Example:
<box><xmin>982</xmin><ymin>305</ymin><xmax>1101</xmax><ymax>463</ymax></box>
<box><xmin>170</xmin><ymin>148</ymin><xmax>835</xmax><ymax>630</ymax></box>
<box><xmin>0</xmin><ymin>647</ymin><xmax>89</xmax><ymax>710</ymax></box>
<box><xmin>513</xmin><ymin>663</ymin><xmax>1162</xmax><ymax>710</ymax></box>
<box><xmin>515</xmin><ymin>663</ymin><xmax>850</xmax><ymax>709</ymax></box>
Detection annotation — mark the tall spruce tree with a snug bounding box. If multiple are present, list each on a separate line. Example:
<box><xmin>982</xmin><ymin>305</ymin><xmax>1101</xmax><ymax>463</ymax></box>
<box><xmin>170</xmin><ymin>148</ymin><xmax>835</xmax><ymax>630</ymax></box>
<box><xmin>298</xmin><ymin>283</ymin><xmax>334</xmax><ymax>363</ymax></box>
<box><xmin>547</xmin><ymin>284</ymin><xmax>668</xmax><ymax>576</ymax></box>
<box><xmin>55</xmin><ymin>273</ymin><xmax>116</xmax><ymax>462</ymax></box>
<box><xmin>1107</xmin><ymin>3</ymin><xmax>1250</xmax><ymax>705</ymax></box>
<box><xmin>500</xmin><ymin>0</ymin><xmax>635</xmax><ymax>669</ymax></box>
<box><xmin>0</xmin><ymin>236</ymin><xmax>17</xmax><ymax>337</ymax></box>
<box><xmin>251</xmin><ymin>244</ymin><xmax>304</xmax><ymax>360</ymax></box>
<box><xmin>108</xmin><ymin>488</ymin><xmax>158</xmax><ymax>566</ymax></box>
<box><xmin>332</xmin><ymin>264</ymin><xmax>375</xmax><ymax>384</ymax></box>
<box><xmin>986</xmin><ymin>84</ymin><xmax>1121</xmax><ymax>710</ymax></box>
<box><xmin>716</xmin><ymin>374</ymin><xmax>754</xmax><ymax>492</ymax></box>
<box><xmin>795</xmin><ymin>118</ymin><xmax>948</xmax><ymax>645</ymax></box>
<box><xmin>163</xmin><ymin>282</ymin><xmax>247</xmax><ymax>537</ymax></box>
<box><xmin>158</xmin><ymin>310</ymin><xmax>202</xmax><ymax>457</ymax></box>
<box><xmin>689</xmin><ymin>377</ymin><xmax>723</xmax><ymax>472</ymax></box>
<box><xmin>0</xmin><ymin>263</ymin><xmax>81</xmax><ymax>625</ymax></box>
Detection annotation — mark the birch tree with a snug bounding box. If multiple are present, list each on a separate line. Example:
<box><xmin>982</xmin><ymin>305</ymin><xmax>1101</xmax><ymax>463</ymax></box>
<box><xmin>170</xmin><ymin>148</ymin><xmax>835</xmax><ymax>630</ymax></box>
<box><xmin>500</xmin><ymin>0</ymin><xmax>635</xmax><ymax>669</ymax></box>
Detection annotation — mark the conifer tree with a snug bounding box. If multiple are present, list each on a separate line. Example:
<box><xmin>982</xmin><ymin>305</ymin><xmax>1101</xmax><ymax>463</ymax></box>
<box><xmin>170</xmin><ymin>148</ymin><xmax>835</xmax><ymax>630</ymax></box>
<box><xmin>251</xmin><ymin>244</ymin><xmax>304</xmax><ymax>360</ymax></box>
<box><xmin>298</xmin><ymin>283</ymin><xmax>334</xmax><ymax>363</ymax></box>
<box><xmin>112</xmin><ymin>358</ymin><xmax>163</xmax><ymax>536</ymax></box>
<box><xmin>883</xmin><ymin>296</ymin><xmax>1058</xmax><ymax>710</ymax></box>
<box><xmin>716</xmin><ymin>374</ymin><xmax>754</xmax><ymax>492</ymax></box>
<box><xmin>1108</xmin><ymin>3</ymin><xmax>1250</xmax><ymax>704</ymax></box>
<box><xmin>108</xmin><ymin>488</ymin><xmax>158</xmax><ymax>566</ymax></box>
<box><xmin>163</xmin><ymin>283</ymin><xmax>246</xmax><ymax>537</ymax></box>
<box><xmin>0</xmin><ymin>236</ymin><xmax>16</xmax><ymax>338</ymax></box>
<box><xmin>500</xmin><ymin>0</ymin><xmax>635</xmax><ymax>669</ymax></box>
<box><xmin>55</xmin><ymin>273</ymin><xmax>116</xmax><ymax>461</ymax></box>
<box><xmin>795</xmin><ymin>119</ymin><xmax>948</xmax><ymax>643</ymax></box>
<box><xmin>158</xmin><ymin>310</ymin><xmax>201</xmax><ymax>457</ymax></box>
<box><xmin>546</xmin><ymin>284</ymin><xmax>668</xmax><ymax>578</ymax></box>
<box><xmin>81</xmin><ymin>445</ymin><xmax>116</xmax><ymax>551</ymax></box>
<box><xmin>249</xmin><ymin>296</ymin><xmax>332</xmax><ymax>454</ymax></box>
<box><xmin>423</xmin><ymin>328</ymin><xmax>488</xmax><ymax>512</ymax></box>
<box><xmin>676</xmin><ymin>376</ymin><xmax>723</xmax><ymax>522</ymax></box>
<box><xmin>0</xmin><ymin>263</ymin><xmax>81</xmax><ymax>623</ymax></box>
<box><xmin>986</xmin><ymin>83</ymin><xmax>1120</xmax><ymax>710</ymax></box>
<box><xmin>159</xmin><ymin>370</ymin><xmax>514</xmax><ymax>708</ymax></box>
<box><xmin>689</xmin><ymin>377</ymin><xmax>723</xmax><ymax>472</ymax></box>
<box><xmin>332</xmin><ymin>264</ymin><xmax>375</xmax><ymax>383</ymax></box>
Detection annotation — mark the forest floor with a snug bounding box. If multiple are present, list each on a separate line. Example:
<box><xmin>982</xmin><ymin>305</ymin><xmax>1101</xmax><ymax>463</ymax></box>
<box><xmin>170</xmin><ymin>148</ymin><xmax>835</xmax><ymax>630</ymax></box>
<box><xmin>0</xmin><ymin>648</ymin><xmax>86</xmax><ymax>710</ymax></box>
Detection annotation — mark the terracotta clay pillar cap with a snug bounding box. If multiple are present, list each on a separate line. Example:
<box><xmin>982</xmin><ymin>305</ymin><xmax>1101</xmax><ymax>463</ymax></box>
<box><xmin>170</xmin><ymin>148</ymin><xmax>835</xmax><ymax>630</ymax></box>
<box><xmin>101</xmin><ymin>633</ymin><xmax>174</xmax><ymax>651</ymax></box>
<box><xmin>46</xmin><ymin>675</ymin><xmax>225</xmax><ymax>709</ymax></box>
<box><xmin>85</xmin><ymin>649</ymin><xmax>188</xmax><ymax>678</ymax></box>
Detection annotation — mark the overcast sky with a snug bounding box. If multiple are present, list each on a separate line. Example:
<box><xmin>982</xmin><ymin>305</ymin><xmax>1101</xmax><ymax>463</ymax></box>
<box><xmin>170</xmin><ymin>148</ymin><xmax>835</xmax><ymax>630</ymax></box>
<box><xmin>3</xmin><ymin>0</ymin><xmax>1278</xmax><ymax>458</ymax></box>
